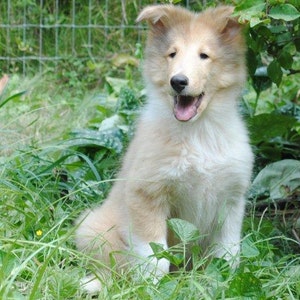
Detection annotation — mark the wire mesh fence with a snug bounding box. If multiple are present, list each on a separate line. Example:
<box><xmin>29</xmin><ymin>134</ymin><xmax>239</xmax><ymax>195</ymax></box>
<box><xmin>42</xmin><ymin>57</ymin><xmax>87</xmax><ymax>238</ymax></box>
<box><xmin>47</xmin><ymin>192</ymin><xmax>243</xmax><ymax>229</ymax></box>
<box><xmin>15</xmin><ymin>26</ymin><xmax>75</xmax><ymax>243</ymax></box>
<box><xmin>0</xmin><ymin>0</ymin><xmax>206</xmax><ymax>75</ymax></box>
<box><xmin>0</xmin><ymin>0</ymin><xmax>147</xmax><ymax>75</ymax></box>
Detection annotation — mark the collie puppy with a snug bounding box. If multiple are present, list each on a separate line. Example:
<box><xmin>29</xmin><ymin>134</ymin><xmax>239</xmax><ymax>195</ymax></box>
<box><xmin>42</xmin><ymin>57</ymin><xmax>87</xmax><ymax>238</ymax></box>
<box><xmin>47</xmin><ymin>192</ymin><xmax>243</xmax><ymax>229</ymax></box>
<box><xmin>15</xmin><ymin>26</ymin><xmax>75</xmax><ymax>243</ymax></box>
<box><xmin>76</xmin><ymin>5</ymin><xmax>253</xmax><ymax>293</ymax></box>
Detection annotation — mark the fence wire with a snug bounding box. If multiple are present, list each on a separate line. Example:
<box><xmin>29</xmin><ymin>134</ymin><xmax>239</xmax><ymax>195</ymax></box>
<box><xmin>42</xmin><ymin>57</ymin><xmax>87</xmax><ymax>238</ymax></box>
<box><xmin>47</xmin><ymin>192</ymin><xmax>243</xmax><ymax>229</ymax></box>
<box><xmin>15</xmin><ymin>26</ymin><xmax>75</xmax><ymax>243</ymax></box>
<box><xmin>0</xmin><ymin>0</ymin><xmax>198</xmax><ymax>75</ymax></box>
<box><xmin>0</xmin><ymin>0</ymin><xmax>146</xmax><ymax>74</ymax></box>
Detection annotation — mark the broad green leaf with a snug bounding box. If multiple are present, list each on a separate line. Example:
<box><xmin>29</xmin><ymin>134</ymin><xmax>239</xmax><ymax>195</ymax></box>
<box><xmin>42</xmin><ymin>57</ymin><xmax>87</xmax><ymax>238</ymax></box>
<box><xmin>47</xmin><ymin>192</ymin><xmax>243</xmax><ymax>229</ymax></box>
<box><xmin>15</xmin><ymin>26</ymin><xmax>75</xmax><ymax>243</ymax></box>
<box><xmin>250</xmin><ymin>17</ymin><xmax>270</xmax><ymax>28</ymax></box>
<box><xmin>157</xmin><ymin>280</ymin><xmax>178</xmax><ymax>300</ymax></box>
<box><xmin>242</xmin><ymin>237</ymin><xmax>260</xmax><ymax>258</ymax></box>
<box><xmin>277</xmin><ymin>32</ymin><xmax>293</xmax><ymax>46</ymax></box>
<box><xmin>255</xmin><ymin>143</ymin><xmax>282</xmax><ymax>161</ymax></box>
<box><xmin>228</xmin><ymin>272</ymin><xmax>264</xmax><ymax>297</ymax></box>
<box><xmin>248</xmin><ymin>113</ymin><xmax>296</xmax><ymax>144</ymax></box>
<box><xmin>278</xmin><ymin>50</ymin><xmax>294</xmax><ymax>70</ymax></box>
<box><xmin>256</xmin><ymin>25</ymin><xmax>272</xmax><ymax>39</ymax></box>
<box><xmin>252</xmin><ymin>66</ymin><xmax>273</xmax><ymax>94</ymax></box>
<box><xmin>269</xmin><ymin>25</ymin><xmax>289</xmax><ymax>34</ymax></box>
<box><xmin>246</xmin><ymin>48</ymin><xmax>258</xmax><ymax>76</ymax></box>
<box><xmin>149</xmin><ymin>242</ymin><xmax>165</xmax><ymax>254</ymax></box>
<box><xmin>235</xmin><ymin>0</ymin><xmax>265</xmax><ymax>11</ymax></box>
<box><xmin>205</xmin><ymin>258</ymin><xmax>230</xmax><ymax>282</ymax></box>
<box><xmin>269</xmin><ymin>4</ymin><xmax>300</xmax><ymax>22</ymax></box>
<box><xmin>252</xmin><ymin>77</ymin><xmax>273</xmax><ymax>94</ymax></box>
<box><xmin>66</xmin><ymin>128</ymin><xmax>124</xmax><ymax>153</ymax></box>
<box><xmin>149</xmin><ymin>242</ymin><xmax>183</xmax><ymax>266</ymax></box>
<box><xmin>251</xmin><ymin>159</ymin><xmax>300</xmax><ymax>200</ymax></box>
<box><xmin>237</xmin><ymin>3</ymin><xmax>266</xmax><ymax>23</ymax></box>
<box><xmin>267</xmin><ymin>59</ymin><xmax>283</xmax><ymax>86</ymax></box>
<box><xmin>167</xmin><ymin>218</ymin><xmax>200</xmax><ymax>244</ymax></box>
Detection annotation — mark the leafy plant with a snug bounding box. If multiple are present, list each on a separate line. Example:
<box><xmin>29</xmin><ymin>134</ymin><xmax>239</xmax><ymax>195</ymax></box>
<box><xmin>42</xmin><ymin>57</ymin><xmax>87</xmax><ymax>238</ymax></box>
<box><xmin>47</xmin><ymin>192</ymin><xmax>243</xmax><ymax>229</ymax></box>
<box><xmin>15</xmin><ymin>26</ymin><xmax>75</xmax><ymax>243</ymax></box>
<box><xmin>236</xmin><ymin>1</ymin><xmax>299</xmax><ymax>92</ymax></box>
<box><xmin>251</xmin><ymin>159</ymin><xmax>300</xmax><ymax>201</ymax></box>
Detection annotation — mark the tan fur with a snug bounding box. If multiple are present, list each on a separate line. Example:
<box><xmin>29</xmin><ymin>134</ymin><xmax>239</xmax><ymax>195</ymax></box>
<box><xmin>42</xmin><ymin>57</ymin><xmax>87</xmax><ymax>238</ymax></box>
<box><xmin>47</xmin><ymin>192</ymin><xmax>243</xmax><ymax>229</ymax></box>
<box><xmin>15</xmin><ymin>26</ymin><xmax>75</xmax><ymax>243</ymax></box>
<box><xmin>76</xmin><ymin>5</ymin><xmax>253</xmax><ymax>293</ymax></box>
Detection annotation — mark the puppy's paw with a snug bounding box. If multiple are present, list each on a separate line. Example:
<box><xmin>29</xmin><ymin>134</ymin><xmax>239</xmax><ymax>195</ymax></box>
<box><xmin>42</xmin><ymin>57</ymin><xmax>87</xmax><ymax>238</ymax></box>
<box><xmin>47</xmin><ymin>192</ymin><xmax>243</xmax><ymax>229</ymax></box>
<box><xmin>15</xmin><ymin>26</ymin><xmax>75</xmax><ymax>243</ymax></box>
<box><xmin>155</xmin><ymin>257</ymin><xmax>170</xmax><ymax>277</ymax></box>
<box><xmin>151</xmin><ymin>257</ymin><xmax>170</xmax><ymax>284</ymax></box>
<box><xmin>141</xmin><ymin>256</ymin><xmax>170</xmax><ymax>281</ymax></box>
<box><xmin>80</xmin><ymin>275</ymin><xmax>102</xmax><ymax>294</ymax></box>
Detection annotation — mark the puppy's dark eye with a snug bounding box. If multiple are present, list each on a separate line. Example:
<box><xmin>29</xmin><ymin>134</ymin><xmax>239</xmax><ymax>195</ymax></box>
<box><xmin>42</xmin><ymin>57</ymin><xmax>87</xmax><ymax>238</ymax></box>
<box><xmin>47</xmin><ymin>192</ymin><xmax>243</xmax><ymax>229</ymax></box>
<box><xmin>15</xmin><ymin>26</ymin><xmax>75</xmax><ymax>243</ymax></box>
<box><xmin>200</xmin><ymin>53</ymin><xmax>209</xmax><ymax>59</ymax></box>
<box><xmin>169</xmin><ymin>52</ymin><xmax>176</xmax><ymax>58</ymax></box>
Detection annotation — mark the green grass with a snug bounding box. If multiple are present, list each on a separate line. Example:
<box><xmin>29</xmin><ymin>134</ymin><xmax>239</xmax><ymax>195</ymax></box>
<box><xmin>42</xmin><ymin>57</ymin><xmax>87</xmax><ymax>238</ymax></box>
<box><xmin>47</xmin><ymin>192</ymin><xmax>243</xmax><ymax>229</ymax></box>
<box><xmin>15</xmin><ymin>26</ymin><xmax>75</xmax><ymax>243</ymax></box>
<box><xmin>0</xmin><ymin>71</ymin><xmax>299</xmax><ymax>299</ymax></box>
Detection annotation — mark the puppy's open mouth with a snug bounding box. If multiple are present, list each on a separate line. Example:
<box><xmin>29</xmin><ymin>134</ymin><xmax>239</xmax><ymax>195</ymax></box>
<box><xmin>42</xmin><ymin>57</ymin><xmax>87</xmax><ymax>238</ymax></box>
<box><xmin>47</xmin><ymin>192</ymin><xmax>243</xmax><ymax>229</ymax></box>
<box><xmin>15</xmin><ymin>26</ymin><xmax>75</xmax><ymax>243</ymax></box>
<box><xmin>173</xmin><ymin>92</ymin><xmax>204</xmax><ymax>122</ymax></box>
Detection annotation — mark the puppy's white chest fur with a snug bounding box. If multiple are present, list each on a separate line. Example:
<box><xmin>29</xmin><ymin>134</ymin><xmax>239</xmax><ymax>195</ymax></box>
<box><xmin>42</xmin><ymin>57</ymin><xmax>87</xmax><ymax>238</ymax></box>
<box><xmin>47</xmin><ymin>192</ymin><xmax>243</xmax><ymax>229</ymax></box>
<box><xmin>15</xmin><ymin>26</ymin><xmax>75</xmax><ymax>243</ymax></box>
<box><xmin>154</xmin><ymin>127</ymin><xmax>250</xmax><ymax>228</ymax></box>
<box><xmin>159</xmin><ymin>132</ymin><xmax>225</xmax><ymax>183</ymax></box>
<box><xmin>165</xmin><ymin>146</ymin><xmax>193</xmax><ymax>178</ymax></box>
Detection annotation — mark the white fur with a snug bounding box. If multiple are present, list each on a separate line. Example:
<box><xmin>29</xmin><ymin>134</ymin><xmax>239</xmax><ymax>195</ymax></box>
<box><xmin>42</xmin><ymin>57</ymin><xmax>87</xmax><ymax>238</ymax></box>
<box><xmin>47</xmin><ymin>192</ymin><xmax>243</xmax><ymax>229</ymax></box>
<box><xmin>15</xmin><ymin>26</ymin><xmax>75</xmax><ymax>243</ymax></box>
<box><xmin>80</xmin><ymin>275</ymin><xmax>103</xmax><ymax>294</ymax></box>
<box><xmin>131</xmin><ymin>237</ymin><xmax>170</xmax><ymax>278</ymax></box>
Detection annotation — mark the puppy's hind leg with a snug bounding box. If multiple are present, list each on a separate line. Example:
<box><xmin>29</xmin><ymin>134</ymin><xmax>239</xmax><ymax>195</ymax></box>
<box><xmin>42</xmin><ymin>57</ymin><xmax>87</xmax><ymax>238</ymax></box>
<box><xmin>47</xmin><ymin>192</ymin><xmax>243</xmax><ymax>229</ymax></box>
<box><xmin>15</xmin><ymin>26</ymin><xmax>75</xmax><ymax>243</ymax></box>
<box><xmin>75</xmin><ymin>202</ymin><xmax>127</xmax><ymax>293</ymax></box>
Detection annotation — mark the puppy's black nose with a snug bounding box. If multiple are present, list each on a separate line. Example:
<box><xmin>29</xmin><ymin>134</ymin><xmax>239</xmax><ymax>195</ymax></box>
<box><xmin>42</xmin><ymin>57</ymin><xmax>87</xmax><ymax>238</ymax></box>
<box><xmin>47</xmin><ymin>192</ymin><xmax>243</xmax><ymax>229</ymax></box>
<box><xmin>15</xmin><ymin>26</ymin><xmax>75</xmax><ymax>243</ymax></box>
<box><xmin>170</xmin><ymin>75</ymin><xmax>189</xmax><ymax>93</ymax></box>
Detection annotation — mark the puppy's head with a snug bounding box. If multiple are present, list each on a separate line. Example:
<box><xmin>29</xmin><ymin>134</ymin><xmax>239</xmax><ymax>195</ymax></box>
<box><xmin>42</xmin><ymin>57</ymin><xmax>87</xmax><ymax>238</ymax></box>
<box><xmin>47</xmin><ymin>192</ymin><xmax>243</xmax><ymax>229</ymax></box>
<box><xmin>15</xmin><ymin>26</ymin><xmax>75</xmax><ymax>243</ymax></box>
<box><xmin>137</xmin><ymin>5</ymin><xmax>246</xmax><ymax>122</ymax></box>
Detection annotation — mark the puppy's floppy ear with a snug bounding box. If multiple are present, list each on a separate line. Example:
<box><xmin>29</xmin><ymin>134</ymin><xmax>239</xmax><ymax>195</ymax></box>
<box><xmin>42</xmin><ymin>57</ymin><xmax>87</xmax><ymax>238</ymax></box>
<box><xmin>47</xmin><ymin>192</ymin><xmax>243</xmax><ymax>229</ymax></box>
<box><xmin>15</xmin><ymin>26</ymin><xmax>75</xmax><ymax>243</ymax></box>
<box><xmin>221</xmin><ymin>17</ymin><xmax>242</xmax><ymax>41</ymax></box>
<box><xmin>216</xmin><ymin>6</ymin><xmax>242</xmax><ymax>41</ymax></box>
<box><xmin>136</xmin><ymin>5</ymin><xmax>172</xmax><ymax>32</ymax></box>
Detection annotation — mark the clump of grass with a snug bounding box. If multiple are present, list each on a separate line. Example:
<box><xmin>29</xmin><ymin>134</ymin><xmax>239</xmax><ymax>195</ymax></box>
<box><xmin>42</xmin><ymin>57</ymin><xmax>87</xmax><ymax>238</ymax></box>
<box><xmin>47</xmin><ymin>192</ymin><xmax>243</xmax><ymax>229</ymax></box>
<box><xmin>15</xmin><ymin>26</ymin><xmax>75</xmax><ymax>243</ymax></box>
<box><xmin>0</xmin><ymin>74</ymin><xmax>102</xmax><ymax>154</ymax></box>
<box><xmin>1</xmin><ymin>72</ymin><xmax>300</xmax><ymax>298</ymax></box>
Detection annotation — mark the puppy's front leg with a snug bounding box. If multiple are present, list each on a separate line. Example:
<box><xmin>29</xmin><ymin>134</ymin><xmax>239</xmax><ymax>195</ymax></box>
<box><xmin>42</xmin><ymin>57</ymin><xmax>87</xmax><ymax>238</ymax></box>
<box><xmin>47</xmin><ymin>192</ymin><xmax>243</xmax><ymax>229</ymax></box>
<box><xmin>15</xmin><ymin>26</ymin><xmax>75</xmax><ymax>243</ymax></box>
<box><xmin>213</xmin><ymin>200</ymin><xmax>245</xmax><ymax>267</ymax></box>
<box><xmin>125</xmin><ymin>190</ymin><xmax>170</xmax><ymax>279</ymax></box>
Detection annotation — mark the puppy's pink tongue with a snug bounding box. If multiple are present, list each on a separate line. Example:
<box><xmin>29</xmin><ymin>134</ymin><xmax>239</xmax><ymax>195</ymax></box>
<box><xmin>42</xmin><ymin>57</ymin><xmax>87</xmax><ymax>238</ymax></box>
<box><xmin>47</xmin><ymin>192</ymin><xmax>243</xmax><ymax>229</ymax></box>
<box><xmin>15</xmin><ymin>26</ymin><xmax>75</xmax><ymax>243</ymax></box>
<box><xmin>174</xmin><ymin>95</ymin><xmax>199</xmax><ymax>122</ymax></box>
<box><xmin>174</xmin><ymin>104</ymin><xmax>197</xmax><ymax>121</ymax></box>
